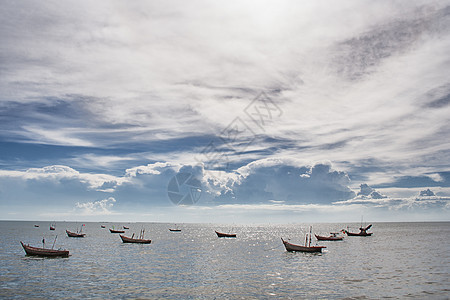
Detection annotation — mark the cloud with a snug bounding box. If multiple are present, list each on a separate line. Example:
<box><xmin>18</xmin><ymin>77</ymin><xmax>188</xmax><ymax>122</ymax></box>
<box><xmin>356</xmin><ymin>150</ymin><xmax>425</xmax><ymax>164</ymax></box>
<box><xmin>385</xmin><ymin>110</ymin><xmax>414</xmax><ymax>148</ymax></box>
<box><xmin>0</xmin><ymin>1</ymin><xmax>449</xmax><ymax>222</ymax></box>
<box><xmin>419</xmin><ymin>188</ymin><xmax>435</xmax><ymax>197</ymax></box>
<box><xmin>126</xmin><ymin>162</ymin><xmax>181</xmax><ymax>177</ymax></box>
<box><xmin>210</xmin><ymin>159</ymin><xmax>356</xmax><ymax>204</ymax></box>
<box><xmin>335</xmin><ymin>187</ymin><xmax>450</xmax><ymax>212</ymax></box>
<box><xmin>355</xmin><ymin>183</ymin><xmax>388</xmax><ymax>199</ymax></box>
<box><xmin>0</xmin><ymin>165</ymin><xmax>128</xmax><ymax>192</ymax></box>
<box><xmin>75</xmin><ymin>197</ymin><xmax>117</xmax><ymax>215</ymax></box>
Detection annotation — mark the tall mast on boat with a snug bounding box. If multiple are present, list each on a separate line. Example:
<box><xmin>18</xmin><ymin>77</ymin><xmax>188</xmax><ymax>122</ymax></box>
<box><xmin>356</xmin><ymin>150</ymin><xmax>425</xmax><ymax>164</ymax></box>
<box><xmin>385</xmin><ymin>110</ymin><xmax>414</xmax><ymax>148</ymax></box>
<box><xmin>309</xmin><ymin>226</ymin><xmax>312</xmax><ymax>247</ymax></box>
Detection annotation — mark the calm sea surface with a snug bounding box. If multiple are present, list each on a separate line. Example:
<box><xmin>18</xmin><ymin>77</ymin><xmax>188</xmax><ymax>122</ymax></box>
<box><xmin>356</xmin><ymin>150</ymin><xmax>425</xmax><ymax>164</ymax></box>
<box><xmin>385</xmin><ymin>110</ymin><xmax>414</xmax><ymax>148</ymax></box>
<box><xmin>0</xmin><ymin>221</ymin><xmax>448</xmax><ymax>299</ymax></box>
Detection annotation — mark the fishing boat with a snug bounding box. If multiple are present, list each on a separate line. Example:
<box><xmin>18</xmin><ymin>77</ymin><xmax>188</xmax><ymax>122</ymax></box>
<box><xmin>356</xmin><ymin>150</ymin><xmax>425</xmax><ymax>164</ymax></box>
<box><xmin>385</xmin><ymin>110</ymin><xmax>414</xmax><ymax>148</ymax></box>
<box><xmin>110</xmin><ymin>228</ymin><xmax>125</xmax><ymax>233</ymax></box>
<box><xmin>281</xmin><ymin>238</ymin><xmax>326</xmax><ymax>253</ymax></box>
<box><xmin>169</xmin><ymin>224</ymin><xmax>181</xmax><ymax>232</ymax></box>
<box><xmin>34</xmin><ymin>225</ymin><xmax>39</xmax><ymax>227</ymax></box>
<box><xmin>66</xmin><ymin>230</ymin><xmax>86</xmax><ymax>237</ymax></box>
<box><xmin>215</xmin><ymin>231</ymin><xmax>236</xmax><ymax>238</ymax></box>
<box><xmin>315</xmin><ymin>232</ymin><xmax>344</xmax><ymax>241</ymax></box>
<box><xmin>120</xmin><ymin>235</ymin><xmax>151</xmax><ymax>244</ymax></box>
<box><xmin>120</xmin><ymin>229</ymin><xmax>151</xmax><ymax>244</ymax></box>
<box><xmin>282</xmin><ymin>226</ymin><xmax>326</xmax><ymax>253</ymax></box>
<box><xmin>342</xmin><ymin>224</ymin><xmax>373</xmax><ymax>236</ymax></box>
<box><xmin>49</xmin><ymin>224</ymin><xmax>56</xmax><ymax>231</ymax></box>
<box><xmin>101</xmin><ymin>225</ymin><xmax>106</xmax><ymax>228</ymax></box>
<box><xmin>123</xmin><ymin>226</ymin><xmax>129</xmax><ymax>229</ymax></box>
<box><xmin>20</xmin><ymin>241</ymin><xmax>69</xmax><ymax>257</ymax></box>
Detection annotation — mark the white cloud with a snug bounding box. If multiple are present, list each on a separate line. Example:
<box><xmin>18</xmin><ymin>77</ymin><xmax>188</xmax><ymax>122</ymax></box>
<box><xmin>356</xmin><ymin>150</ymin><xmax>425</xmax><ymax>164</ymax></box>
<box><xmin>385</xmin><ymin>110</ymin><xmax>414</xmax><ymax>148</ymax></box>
<box><xmin>335</xmin><ymin>187</ymin><xmax>450</xmax><ymax>211</ymax></box>
<box><xmin>126</xmin><ymin>162</ymin><xmax>181</xmax><ymax>177</ymax></box>
<box><xmin>75</xmin><ymin>197</ymin><xmax>117</xmax><ymax>216</ymax></box>
<box><xmin>0</xmin><ymin>1</ymin><xmax>449</xmax><ymax>222</ymax></box>
<box><xmin>0</xmin><ymin>165</ymin><xmax>128</xmax><ymax>192</ymax></box>
<box><xmin>427</xmin><ymin>173</ymin><xmax>444</xmax><ymax>182</ymax></box>
<box><xmin>208</xmin><ymin>159</ymin><xmax>355</xmax><ymax>204</ymax></box>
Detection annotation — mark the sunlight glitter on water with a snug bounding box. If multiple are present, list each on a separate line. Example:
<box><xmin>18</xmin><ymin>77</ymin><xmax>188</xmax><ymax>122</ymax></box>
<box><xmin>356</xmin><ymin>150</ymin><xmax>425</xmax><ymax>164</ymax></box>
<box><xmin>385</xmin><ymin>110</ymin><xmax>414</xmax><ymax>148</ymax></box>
<box><xmin>0</xmin><ymin>221</ymin><xmax>449</xmax><ymax>299</ymax></box>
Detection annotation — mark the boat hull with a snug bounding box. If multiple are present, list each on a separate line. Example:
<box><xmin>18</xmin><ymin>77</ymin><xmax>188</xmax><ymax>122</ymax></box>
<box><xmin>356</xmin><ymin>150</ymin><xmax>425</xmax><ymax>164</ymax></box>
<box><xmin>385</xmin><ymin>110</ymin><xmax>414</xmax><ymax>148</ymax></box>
<box><xmin>169</xmin><ymin>229</ymin><xmax>181</xmax><ymax>232</ymax></box>
<box><xmin>21</xmin><ymin>242</ymin><xmax>69</xmax><ymax>257</ymax></box>
<box><xmin>109</xmin><ymin>229</ymin><xmax>125</xmax><ymax>233</ymax></box>
<box><xmin>315</xmin><ymin>234</ymin><xmax>344</xmax><ymax>241</ymax></box>
<box><xmin>343</xmin><ymin>230</ymin><xmax>372</xmax><ymax>236</ymax></box>
<box><xmin>215</xmin><ymin>231</ymin><xmax>236</xmax><ymax>238</ymax></box>
<box><xmin>66</xmin><ymin>230</ymin><xmax>86</xmax><ymax>237</ymax></box>
<box><xmin>119</xmin><ymin>235</ymin><xmax>151</xmax><ymax>244</ymax></box>
<box><xmin>49</xmin><ymin>227</ymin><xmax>55</xmax><ymax>231</ymax></box>
<box><xmin>281</xmin><ymin>238</ymin><xmax>326</xmax><ymax>253</ymax></box>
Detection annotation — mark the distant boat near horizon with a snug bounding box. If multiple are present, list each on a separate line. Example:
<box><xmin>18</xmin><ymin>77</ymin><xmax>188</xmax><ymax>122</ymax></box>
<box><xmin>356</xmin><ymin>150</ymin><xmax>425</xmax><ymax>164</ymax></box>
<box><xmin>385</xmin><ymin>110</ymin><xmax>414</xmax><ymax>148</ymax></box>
<box><xmin>110</xmin><ymin>228</ymin><xmax>125</xmax><ymax>233</ymax></box>
<box><xmin>315</xmin><ymin>232</ymin><xmax>344</xmax><ymax>241</ymax></box>
<box><xmin>66</xmin><ymin>229</ymin><xmax>86</xmax><ymax>238</ymax></box>
<box><xmin>342</xmin><ymin>224</ymin><xmax>373</xmax><ymax>236</ymax></box>
<box><xmin>34</xmin><ymin>225</ymin><xmax>39</xmax><ymax>227</ymax></box>
<box><xmin>169</xmin><ymin>224</ymin><xmax>181</xmax><ymax>232</ymax></box>
<box><xmin>101</xmin><ymin>225</ymin><xmax>106</xmax><ymax>228</ymax></box>
<box><xmin>215</xmin><ymin>231</ymin><xmax>236</xmax><ymax>238</ymax></box>
<box><xmin>123</xmin><ymin>226</ymin><xmax>129</xmax><ymax>229</ymax></box>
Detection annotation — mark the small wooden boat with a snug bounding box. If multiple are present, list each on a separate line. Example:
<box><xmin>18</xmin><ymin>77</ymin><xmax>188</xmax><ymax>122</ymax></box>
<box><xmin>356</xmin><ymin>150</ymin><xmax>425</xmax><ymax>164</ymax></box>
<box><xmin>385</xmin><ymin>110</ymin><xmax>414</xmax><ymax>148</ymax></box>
<box><xmin>282</xmin><ymin>226</ymin><xmax>326</xmax><ymax>253</ymax></box>
<box><xmin>342</xmin><ymin>224</ymin><xmax>373</xmax><ymax>236</ymax></box>
<box><xmin>101</xmin><ymin>225</ymin><xmax>106</xmax><ymax>228</ymax></box>
<box><xmin>49</xmin><ymin>226</ymin><xmax>55</xmax><ymax>231</ymax></box>
<box><xmin>315</xmin><ymin>232</ymin><xmax>344</xmax><ymax>241</ymax></box>
<box><xmin>20</xmin><ymin>241</ymin><xmax>69</xmax><ymax>257</ymax></box>
<box><xmin>169</xmin><ymin>224</ymin><xmax>181</xmax><ymax>232</ymax></box>
<box><xmin>120</xmin><ymin>229</ymin><xmax>151</xmax><ymax>244</ymax></box>
<box><xmin>66</xmin><ymin>230</ymin><xmax>86</xmax><ymax>237</ymax></box>
<box><xmin>120</xmin><ymin>234</ymin><xmax>151</xmax><ymax>244</ymax></box>
<box><xmin>342</xmin><ymin>230</ymin><xmax>373</xmax><ymax>236</ymax></box>
<box><xmin>123</xmin><ymin>226</ymin><xmax>129</xmax><ymax>229</ymax></box>
<box><xmin>281</xmin><ymin>238</ymin><xmax>326</xmax><ymax>253</ymax></box>
<box><xmin>215</xmin><ymin>231</ymin><xmax>236</xmax><ymax>238</ymax></box>
<box><xmin>110</xmin><ymin>228</ymin><xmax>125</xmax><ymax>233</ymax></box>
<box><xmin>34</xmin><ymin>225</ymin><xmax>39</xmax><ymax>227</ymax></box>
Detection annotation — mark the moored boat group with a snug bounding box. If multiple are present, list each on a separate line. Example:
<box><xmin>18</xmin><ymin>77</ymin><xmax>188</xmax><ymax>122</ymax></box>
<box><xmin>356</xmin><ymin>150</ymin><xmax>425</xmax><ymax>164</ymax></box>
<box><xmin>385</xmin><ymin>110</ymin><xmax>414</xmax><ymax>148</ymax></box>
<box><xmin>22</xmin><ymin>223</ymin><xmax>373</xmax><ymax>257</ymax></box>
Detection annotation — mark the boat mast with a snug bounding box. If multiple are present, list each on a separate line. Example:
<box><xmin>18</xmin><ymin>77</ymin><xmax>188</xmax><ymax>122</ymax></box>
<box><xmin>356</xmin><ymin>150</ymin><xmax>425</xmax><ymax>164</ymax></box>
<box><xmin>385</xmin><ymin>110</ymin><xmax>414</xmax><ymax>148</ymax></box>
<box><xmin>51</xmin><ymin>235</ymin><xmax>57</xmax><ymax>249</ymax></box>
<box><xmin>309</xmin><ymin>226</ymin><xmax>312</xmax><ymax>247</ymax></box>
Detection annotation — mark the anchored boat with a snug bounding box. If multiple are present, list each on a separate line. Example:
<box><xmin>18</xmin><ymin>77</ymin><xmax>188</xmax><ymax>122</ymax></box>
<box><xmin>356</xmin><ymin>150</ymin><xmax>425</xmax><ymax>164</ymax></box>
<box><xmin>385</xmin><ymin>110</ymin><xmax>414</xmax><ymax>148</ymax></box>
<box><xmin>282</xmin><ymin>226</ymin><xmax>326</xmax><ymax>253</ymax></box>
<box><xmin>66</xmin><ymin>230</ymin><xmax>86</xmax><ymax>238</ymax></box>
<box><xmin>20</xmin><ymin>240</ymin><xmax>69</xmax><ymax>258</ymax></box>
<box><xmin>215</xmin><ymin>231</ymin><xmax>236</xmax><ymax>238</ymax></box>
<box><xmin>342</xmin><ymin>224</ymin><xmax>373</xmax><ymax>236</ymax></box>
<box><xmin>120</xmin><ymin>229</ymin><xmax>151</xmax><ymax>244</ymax></box>
<box><xmin>315</xmin><ymin>232</ymin><xmax>344</xmax><ymax>241</ymax></box>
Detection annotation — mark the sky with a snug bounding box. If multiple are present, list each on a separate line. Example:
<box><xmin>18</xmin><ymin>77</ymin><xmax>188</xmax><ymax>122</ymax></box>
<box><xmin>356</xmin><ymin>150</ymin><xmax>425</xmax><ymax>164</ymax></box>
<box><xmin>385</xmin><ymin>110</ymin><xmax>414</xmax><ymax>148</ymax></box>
<box><xmin>0</xmin><ymin>0</ymin><xmax>449</xmax><ymax>223</ymax></box>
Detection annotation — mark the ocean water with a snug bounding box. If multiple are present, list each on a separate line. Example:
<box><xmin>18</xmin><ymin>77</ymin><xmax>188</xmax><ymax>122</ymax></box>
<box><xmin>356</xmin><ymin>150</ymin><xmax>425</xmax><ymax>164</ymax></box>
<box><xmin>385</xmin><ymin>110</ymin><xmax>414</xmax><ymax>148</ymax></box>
<box><xmin>0</xmin><ymin>221</ymin><xmax>448</xmax><ymax>299</ymax></box>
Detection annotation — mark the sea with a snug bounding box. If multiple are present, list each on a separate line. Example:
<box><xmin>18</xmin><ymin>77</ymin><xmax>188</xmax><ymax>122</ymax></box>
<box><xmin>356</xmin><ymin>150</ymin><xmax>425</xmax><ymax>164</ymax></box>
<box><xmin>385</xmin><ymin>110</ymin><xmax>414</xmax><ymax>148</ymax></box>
<box><xmin>0</xmin><ymin>221</ymin><xmax>448</xmax><ymax>299</ymax></box>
